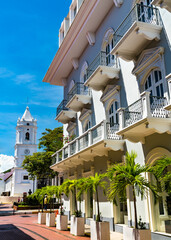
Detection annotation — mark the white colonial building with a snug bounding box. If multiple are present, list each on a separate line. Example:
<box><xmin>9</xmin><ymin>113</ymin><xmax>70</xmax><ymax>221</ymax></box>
<box><xmin>43</xmin><ymin>0</ymin><xmax>171</xmax><ymax>239</ymax></box>
<box><xmin>1</xmin><ymin>107</ymin><xmax>37</xmax><ymax>197</ymax></box>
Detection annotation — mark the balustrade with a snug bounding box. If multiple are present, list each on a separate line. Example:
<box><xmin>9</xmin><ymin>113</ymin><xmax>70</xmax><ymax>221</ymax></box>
<box><xmin>53</xmin><ymin>121</ymin><xmax>121</xmax><ymax>164</ymax></box>
<box><xmin>118</xmin><ymin>91</ymin><xmax>170</xmax><ymax>130</ymax></box>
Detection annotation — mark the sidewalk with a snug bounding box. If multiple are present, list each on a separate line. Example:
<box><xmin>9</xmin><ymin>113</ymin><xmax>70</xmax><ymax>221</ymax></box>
<box><xmin>0</xmin><ymin>204</ymin><xmax>123</xmax><ymax>240</ymax></box>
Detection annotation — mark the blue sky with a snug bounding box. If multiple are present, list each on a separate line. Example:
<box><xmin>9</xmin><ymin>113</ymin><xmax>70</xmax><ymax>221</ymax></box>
<box><xmin>0</xmin><ymin>0</ymin><xmax>71</xmax><ymax>160</ymax></box>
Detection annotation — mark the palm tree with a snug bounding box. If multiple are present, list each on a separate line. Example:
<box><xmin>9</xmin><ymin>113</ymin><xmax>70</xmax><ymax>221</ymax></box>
<box><xmin>107</xmin><ymin>151</ymin><xmax>158</xmax><ymax>231</ymax></box>
<box><xmin>45</xmin><ymin>186</ymin><xmax>56</xmax><ymax>213</ymax></box>
<box><xmin>83</xmin><ymin>173</ymin><xmax>107</xmax><ymax>222</ymax></box>
<box><xmin>62</xmin><ymin>179</ymin><xmax>79</xmax><ymax>216</ymax></box>
<box><xmin>54</xmin><ymin>185</ymin><xmax>64</xmax><ymax>215</ymax></box>
<box><xmin>33</xmin><ymin>188</ymin><xmax>46</xmax><ymax>212</ymax></box>
<box><xmin>151</xmin><ymin>156</ymin><xmax>171</xmax><ymax>196</ymax></box>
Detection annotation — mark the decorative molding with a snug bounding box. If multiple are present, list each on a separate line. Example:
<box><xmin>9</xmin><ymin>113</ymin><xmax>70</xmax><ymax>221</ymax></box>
<box><xmin>132</xmin><ymin>47</ymin><xmax>164</xmax><ymax>87</ymax></box>
<box><xmin>113</xmin><ymin>0</ymin><xmax>123</xmax><ymax>7</ymax></box>
<box><xmin>79</xmin><ymin>108</ymin><xmax>92</xmax><ymax>122</ymax></box>
<box><xmin>101</xmin><ymin>28</ymin><xmax>114</xmax><ymax>50</ymax></box>
<box><xmin>101</xmin><ymin>85</ymin><xmax>120</xmax><ymax>103</ymax></box>
<box><xmin>71</xmin><ymin>58</ymin><xmax>79</xmax><ymax>70</ymax></box>
<box><xmin>67</xmin><ymin>121</ymin><xmax>76</xmax><ymax>132</ymax></box>
<box><xmin>86</xmin><ymin>32</ymin><xmax>95</xmax><ymax>46</ymax></box>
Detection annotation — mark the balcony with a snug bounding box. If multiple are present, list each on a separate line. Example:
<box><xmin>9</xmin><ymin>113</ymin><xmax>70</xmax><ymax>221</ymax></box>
<box><xmin>84</xmin><ymin>51</ymin><xmax>120</xmax><ymax>91</ymax></box>
<box><xmin>117</xmin><ymin>92</ymin><xmax>171</xmax><ymax>143</ymax></box>
<box><xmin>51</xmin><ymin>121</ymin><xmax>124</xmax><ymax>172</ymax></box>
<box><xmin>111</xmin><ymin>4</ymin><xmax>162</xmax><ymax>61</ymax></box>
<box><xmin>152</xmin><ymin>0</ymin><xmax>171</xmax><ymax>12</ymax></box>
<box><xmin>66</xmin><ymin>82</ymin><xmax>91</xmax><ymax>112</ymax></box>
<box><xmin>55</xmin><ymin>100</ymin><xmax>76</xmax><ymax>124</ymax></box>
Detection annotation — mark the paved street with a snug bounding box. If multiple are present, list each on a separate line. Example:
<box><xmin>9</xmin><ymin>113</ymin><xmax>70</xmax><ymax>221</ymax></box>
<box><xmin>0</xmin><ymin>204</ymin><xmax>123</xmax><ymax>240</ymax></box>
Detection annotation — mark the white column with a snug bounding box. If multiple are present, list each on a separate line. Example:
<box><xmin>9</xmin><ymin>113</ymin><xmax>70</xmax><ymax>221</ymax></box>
<box><xmin>76</xmin><ymin>139</ymin><xmax>79</xmax><ymax>153</ymax></box>
<box><xmin>166</xmin><ymin>74</ymin><xmax>171</xmax><ymax>102</ymax></box>
<box><xmin>88</xmin><ymin>130</ymin><xmax>92</xmax><ymax>146</ymax></box>
<box><xmin>68</xmin><ymin>144</ymin><xmax>71</xmax><ymax>157</ymax></box>
<box><xmin>118</xmin><ymin>108</ymin><xmax>125</xmax><ymax>130</ymax></box>
<box><xmin>140</xmin><ymin>91</ymin><xmax>152</xmax><ymax>118</ymax></box>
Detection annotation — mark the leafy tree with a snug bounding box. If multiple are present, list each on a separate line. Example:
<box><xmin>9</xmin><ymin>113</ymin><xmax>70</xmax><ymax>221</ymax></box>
<box><xmin>22</xmin><ymin>127</ymin><xmax>63</xmax><ymax>186</ymax></box>
<box><xmin>107</xmin><ymin>151</ymin><xmax>158</xmax><ymax>233</ymax></box>
<box><xmin>22</xmin><ymin>152</ymin><xmax>57</xmax><ymax>182</ymax></box>
<box><xmin>38</xmin><ymin>127</ymin><xmax>63</xmax><ymax>153</ymax></box>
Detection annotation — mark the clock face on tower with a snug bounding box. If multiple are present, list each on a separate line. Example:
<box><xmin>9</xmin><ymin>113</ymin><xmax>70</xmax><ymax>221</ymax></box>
<box><xmin>24</xmin><ymin>149</ymin><xmax>30</xmax><ymax>155</ymax></box>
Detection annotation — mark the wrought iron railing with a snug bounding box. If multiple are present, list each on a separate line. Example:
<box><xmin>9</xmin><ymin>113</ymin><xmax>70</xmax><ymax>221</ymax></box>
<box><xmin>113</xmin><ymin>4</ymin><xmax>161</xmax><ymax>49</ymax></box>
<box><xmin>150</xmin><ymin>96</ymin><xmax>170</xmax><ymax>118</ymax></box>
<box><xmin>78</xmin><ymin>133</ymin><xmax>89</xmax><ymax>151</ymax></box>
<box><xmin>107</xmin><ymin>123</ymin><xmax>121</xmax><ymax>140</ymax></box>
<box><xmin>92</xmin><ymin>124</ymin><xmax>103</xmax><ymax>144</ymax></box>
<box><xmin>70</xmin><ymin>141</ymin><xmax>76</xmax><ymax>156</ymax></box>
<box><xmin>124</xmin><ymin>98</ymin><xmax>143</xmax><ymax>128</ymax></box>
<box><xmin>86</xmin><ymin>51</ymin><xmax>118</xmax><ymax>80</ymax></box>
<box><xmin>67</xmin><ymin>82</ymin><xmax>90</xmax><ymax>102</ymax></box>
<box><xmin>56</xmin><ymin>100</ymin><xmax>68</xmax><ymax>117</ymax></box>
<box><xmin>64</xmin><ymin>147</ymin><xmax>68</xmax><ymax>159</ymax></box>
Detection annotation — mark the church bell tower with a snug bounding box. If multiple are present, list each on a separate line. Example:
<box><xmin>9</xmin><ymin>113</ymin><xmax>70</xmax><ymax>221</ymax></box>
<box><xmin>14</xmin><ymin>106</ymin><xmax>37</xmax><ymax>167</ymax></box>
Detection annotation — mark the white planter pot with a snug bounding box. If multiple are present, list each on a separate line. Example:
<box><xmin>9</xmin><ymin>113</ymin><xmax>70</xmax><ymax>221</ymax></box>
<box><xmin>123</xmin><ymin>226</ymin><xmax>151</xmax><ymax>240</ymax></box>
<box><xmin>46</xmin><ymin>213</ymin><xmax>56</xmax><ymax>227</ymax></box>
<box><xmin>38</xmin><ymin>212</ymin><xmax>46</xmax><ymax>224</ymax></box>
<box><xmin>90</xmin><ymin>220</ymin><xmax>110</xmax><ymax>240</ymax></box>
<box><xmin>56</xmin><ymin>214</ymin><xmax>68</xmax><ymax>231</ymax></box>
<box><xmin>70</xmin><ymin>215</ymin><xmax>85</xmax><ymax>236</ymax></box>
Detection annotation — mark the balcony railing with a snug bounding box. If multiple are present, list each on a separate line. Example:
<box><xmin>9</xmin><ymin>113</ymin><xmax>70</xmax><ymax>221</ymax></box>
<box><xmin>119</xmin><ymin>92</ymin><xmax>170</xmax><ymax>130</ymax></box>
<box><xmin>113</xmin><ymin>4</ymin><xmax>161</xmax><ymax>50</ymax></box>
<box><xmin>53</xmin><ymin>120</ymin><xmax>122</xmax><ymax>164</ymax></box>
<box><xmin>56</xmin><ymin>100</ymin><xmax>68</xmax><ymax>117</ymax></box>
<box><xmin>124</xmin><ymin>98</ymin><xmax>143</xmax><ymax>128</ymax></box>
<box><xmin>67</xmin><ymin>82</ymin><xmax>91</xmax><ymax>103</ymax></box>
<box><xmin>86</xmin><ymin>51</ymin><xmax>118</xmax><ymax>80</ymax></box>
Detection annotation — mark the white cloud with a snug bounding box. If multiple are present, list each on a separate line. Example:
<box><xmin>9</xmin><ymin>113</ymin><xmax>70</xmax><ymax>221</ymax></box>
<box><xmin>14</xmin><ymin>73</ymin><xmax>35</xmax><ymax>84</ymax></box>
<box><xmin>0</xmin><ymin>154</ymin><xmax>15</xmax><ymax>173</ymax></box>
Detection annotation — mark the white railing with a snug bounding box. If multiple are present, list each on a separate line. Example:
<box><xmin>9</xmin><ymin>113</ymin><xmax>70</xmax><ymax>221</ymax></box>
<box><xmin>118</xmin><ymin>91</ymin><xmax>170</xmax><ymax>130</ymax></box>
<box><xmin>53</xmin><ymin>121</ymin><xmax>122</xmax><ymax>164</ymax></box>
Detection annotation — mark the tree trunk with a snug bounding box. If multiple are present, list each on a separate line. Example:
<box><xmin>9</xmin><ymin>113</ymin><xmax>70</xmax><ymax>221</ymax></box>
<box><xmin>60</xmin><ymin>195</ymin><xmax>62</xmax><ymax>215</ymax></box>
<box><xmin>74</xmin><ymin>188</ymin><xmax>78</xmax><ymax>213</ymax></box>
<box><xmin>133</xmin><ymin>186</ymin><xmax>138</xmax><ymax>240</ymax></box>
<box><xmin>96</xmin><ymin>186</ymin><xmax>100</xmax><ymax>222</ymax></box>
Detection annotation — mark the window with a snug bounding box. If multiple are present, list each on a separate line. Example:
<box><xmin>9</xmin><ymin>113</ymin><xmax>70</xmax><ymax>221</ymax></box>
<box><xmin>105</xmin><ymin>40</ymin><xmax>114</xmax><ymax>66</ymax></box>
<box><xmin>85</xmin><ymin>121</ymin><xmax>91</xmax><ymax>132</ymax></box>
<box><xmin>138</xmin><ymin>0</ymin><xmax>153</xmax><ymax>23</ymax></box>
<box><xmin>23</xmin><ymin>175</ymin><xmax>28</xmax><ymax>180</ymax></box>
<box><xmin>144</xmin><ymin>70</ymin><xmax>164</xmax><ymax>97</ymax></box>
<box><xmin>73</xmin><ymin>6</ymin><xmax>77</xmax><ymax>17</ymax></box>
<box><xmin>25</xmin><ymin>132</ymin><xmax>30</xmax><ymax>140</ymax></box>
<box><xmin>108</xmin><ymin>101</ymin><xmax>119</xmax><ymax>128</ymax></box>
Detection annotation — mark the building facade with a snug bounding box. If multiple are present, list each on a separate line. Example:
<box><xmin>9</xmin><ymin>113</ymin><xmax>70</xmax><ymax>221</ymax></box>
<box><xmin>43</xmin><ymin>0</ymin><xmax>171</xmax><ymax>239</ymax></box>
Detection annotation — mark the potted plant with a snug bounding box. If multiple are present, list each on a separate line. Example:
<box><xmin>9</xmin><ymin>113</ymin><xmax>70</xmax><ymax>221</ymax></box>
<box><xmin>55</xmin><ymin>185</ymin><xmax>68</xmax><ymax>231</ymax></box>
<box><xmin>45</xmin><ymin>186</ymin><xmax>56</xmax><ymax>227</ymax></box>
<box><xmin>62</xmin><ymin>179</ymin><xmax>85</xmax><ymax>236</ymax></box>
<box><xmin>107</xmin><ymin>151</ymin><xmax>158</xmax><ymax>240</ymax></box>
<box><xmin>83</xmin><ymin>173</ymin><xmax>109</xmax><ymax>240</ymax></box>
